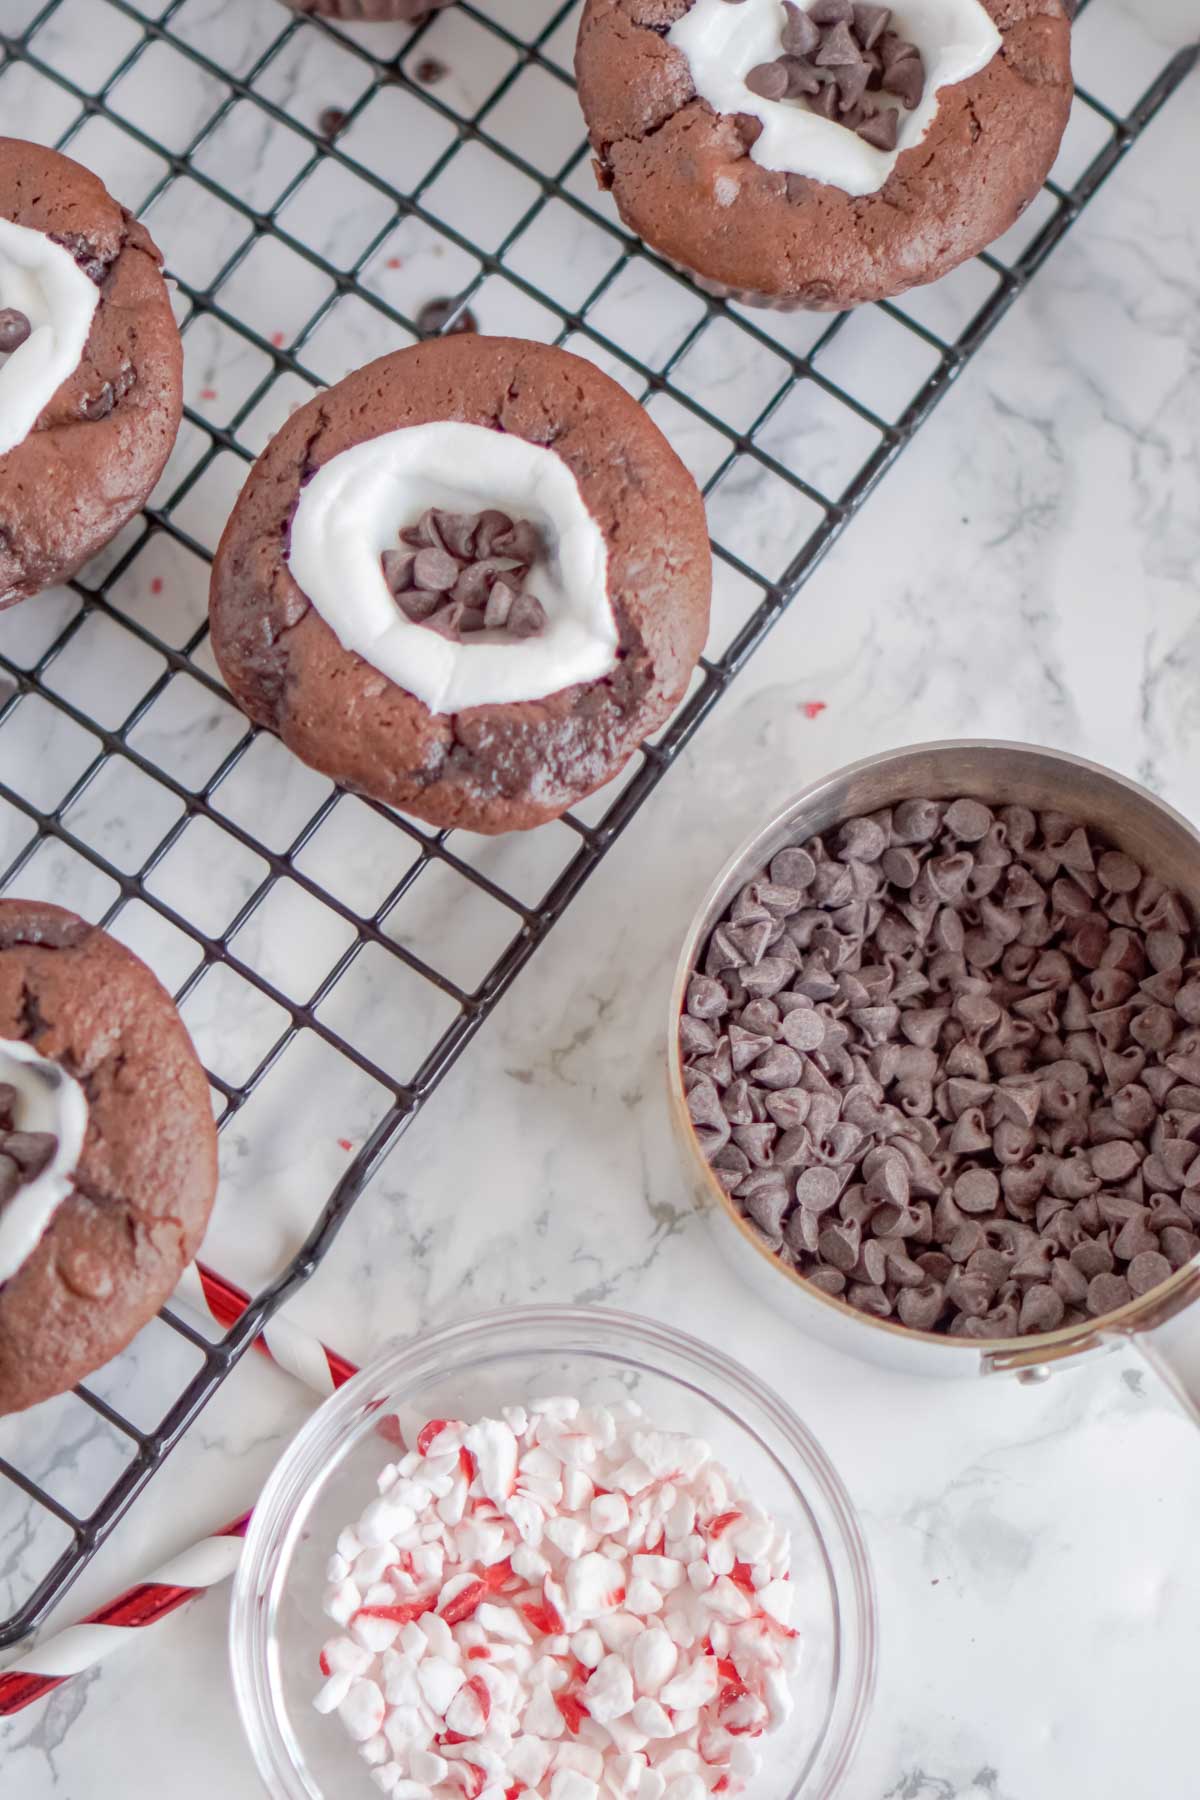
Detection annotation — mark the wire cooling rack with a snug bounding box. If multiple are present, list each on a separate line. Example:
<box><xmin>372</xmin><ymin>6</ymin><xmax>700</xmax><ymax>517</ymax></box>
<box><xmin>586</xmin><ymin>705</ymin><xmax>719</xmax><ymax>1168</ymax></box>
<box><xmin>0</xmin><ymin>0</ymin><xmax>1194</xmax><ymax>1648</ymax></box>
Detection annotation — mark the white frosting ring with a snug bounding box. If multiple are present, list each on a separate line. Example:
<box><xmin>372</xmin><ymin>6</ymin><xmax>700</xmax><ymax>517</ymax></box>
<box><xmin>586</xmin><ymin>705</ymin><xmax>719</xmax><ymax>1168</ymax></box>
<box><xmin>0</xmin><ymin>1039</ymin><xmax>88</xmax><ymax>1286</ymax></box>
<box><xmin>287</xmin><ymin>422</ymin><xmax>617</xmax><ymax>716</ymax></box>
<box><xmin>668</xmin><ymin>0</ymin><xmax>1003</xmax><ymax>199</ymax></box>
<box><xmin>0</xmin><ymin>218</ymin><xmax>100</xmax><ymax>462</ymax></box>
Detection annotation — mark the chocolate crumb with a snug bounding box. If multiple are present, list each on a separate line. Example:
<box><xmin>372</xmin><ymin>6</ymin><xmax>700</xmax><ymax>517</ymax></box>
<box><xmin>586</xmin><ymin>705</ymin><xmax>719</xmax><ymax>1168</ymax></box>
<box><xmin>415</xmin><ymin>296</ymin><xmax>478</xmax><ymax>337</ymax></box>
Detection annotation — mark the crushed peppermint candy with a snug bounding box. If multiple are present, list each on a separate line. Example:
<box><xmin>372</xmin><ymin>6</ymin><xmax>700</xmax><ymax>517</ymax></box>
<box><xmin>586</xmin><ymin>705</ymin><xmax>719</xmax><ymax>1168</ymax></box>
<box><xmin>314</xmin><ymin>1397</ymin><xmax>801</xmax><ymax>1799</ymax></box>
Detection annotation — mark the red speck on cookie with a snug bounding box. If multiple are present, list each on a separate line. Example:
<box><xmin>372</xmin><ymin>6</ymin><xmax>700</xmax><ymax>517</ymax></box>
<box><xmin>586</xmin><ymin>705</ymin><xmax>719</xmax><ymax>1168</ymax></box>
<box><xmin>270</xmin><ymin>330</ymin><xmax>286</xmax><ymax>348</ymax></box>
<box><xmin>802</xmin><ymin>700</ymin><xmax>827</xmax><ymax>720</ymax></box>
<box><xmin>337</xmin><ymin>1137</ymin><xmax>352</xmax><ymax>1151</ymax></box>
<box><xmin>150</xmin><ymin>577</ymin><xmax>163</xmax><ymax>595</ymax></box>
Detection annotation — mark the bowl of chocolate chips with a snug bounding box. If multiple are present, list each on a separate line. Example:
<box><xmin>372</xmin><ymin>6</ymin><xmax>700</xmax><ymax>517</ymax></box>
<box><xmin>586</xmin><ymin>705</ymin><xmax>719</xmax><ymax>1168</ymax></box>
<box><xmin>670</xmin><ymin>741</ymin><xmax>1200</xmax><ymax>1397</ymax></box>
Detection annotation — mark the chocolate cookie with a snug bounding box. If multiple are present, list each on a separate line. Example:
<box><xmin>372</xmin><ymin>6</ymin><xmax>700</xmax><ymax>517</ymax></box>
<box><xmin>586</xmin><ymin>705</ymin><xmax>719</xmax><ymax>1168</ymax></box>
<box><xmin>0</xmin><ymin>139</ymin><xmax>183</xmax><ymax>607</ymax></box>
<box><xmin>575</xmin><ymin>0</ymin><xmax>1073</xmax><ymax>310</ymax></box>
<box><xmin>0</xmin><ymin>901</ymin><xmax>217</xmax><ymax>1415</ymax></box>
<box><xmin>279</xmin><ymin>0</ymin><xmax>454</xmax><ymax>18</ymax></box>
<box><xmin>209</xmin><ymin>336</ymin><xmax>711</xmax><ymax>834</ymax></box>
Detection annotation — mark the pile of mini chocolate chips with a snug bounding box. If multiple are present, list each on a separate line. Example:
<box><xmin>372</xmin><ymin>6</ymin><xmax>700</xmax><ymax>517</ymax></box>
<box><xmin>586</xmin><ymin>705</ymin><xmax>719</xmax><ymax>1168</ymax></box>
<box><xmin>0</xmin><ymin>1081</ymin><xmax>58</xmax><ymax>1206</ymax></box>
<box><xmin>680</xmin><ymin>800</ymin><xmax>1200</xmax><ymax>1338</ymax></box>
<box><xmin>0</xmin><ymin>308</ymin><xmax>32</xmax><ymax>356</ymax></box>
<box><xmin>380</xmin><ymin>507</ymin><xmax>548</xmax><ymax>642</ymax></box>
<box><xmin>734</xmin><ymin>0</ymin><xmax>925</xmax><ymax>153</ymax></box>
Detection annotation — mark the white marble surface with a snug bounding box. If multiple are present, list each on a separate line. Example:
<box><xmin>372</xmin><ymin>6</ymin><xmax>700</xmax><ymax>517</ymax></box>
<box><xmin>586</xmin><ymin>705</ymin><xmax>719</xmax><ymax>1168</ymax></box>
<box><xmin>0</xmin><ymin>0</ymin><xmax>1198</xmax><ymax>1795</ymax></box>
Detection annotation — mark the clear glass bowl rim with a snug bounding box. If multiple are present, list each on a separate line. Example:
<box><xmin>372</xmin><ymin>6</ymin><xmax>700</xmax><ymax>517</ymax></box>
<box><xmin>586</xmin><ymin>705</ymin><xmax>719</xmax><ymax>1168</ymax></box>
<box><xmin>228</xmin><ymin>1302</ymin><xmax>878</xmax><ymax>1800</ymax></box>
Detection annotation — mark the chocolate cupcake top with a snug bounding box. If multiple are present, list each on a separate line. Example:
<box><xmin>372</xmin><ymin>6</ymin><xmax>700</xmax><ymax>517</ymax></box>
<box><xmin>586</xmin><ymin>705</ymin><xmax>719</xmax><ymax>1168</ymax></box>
<box><xmin>211</xmin><ymin>336</ymin><xmax>712</xmax><ymax>834</ymax></box>
<box><xmin>575</xmin><ymin>0</ymin><xmax>1073</xmax><ymax>308</ymax></box>
<box><xmin>0</xmin><ymin>900</ymin><xmax>218</xmax><ymax>1415</ymax></box>
<box><xmin>0</xmin><ymin>137</ymin><xmax>183</xmax><ymax>608</ymax></box>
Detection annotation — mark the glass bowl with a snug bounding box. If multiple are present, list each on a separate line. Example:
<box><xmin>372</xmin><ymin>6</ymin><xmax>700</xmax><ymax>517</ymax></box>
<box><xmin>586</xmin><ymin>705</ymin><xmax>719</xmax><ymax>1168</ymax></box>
<box><xmin>230</xmin><ymin>1304</ymin><xmax>876</xmax><ymax>1800</ymax></box>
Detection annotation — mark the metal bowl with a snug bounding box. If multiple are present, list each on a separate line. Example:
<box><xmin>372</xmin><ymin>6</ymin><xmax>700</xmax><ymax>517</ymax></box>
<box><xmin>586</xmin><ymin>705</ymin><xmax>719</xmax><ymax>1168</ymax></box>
<box><xmin>668</xmin><ymin>740</ymin><xmax>1200</xmax><ymax>1389</ymax></box>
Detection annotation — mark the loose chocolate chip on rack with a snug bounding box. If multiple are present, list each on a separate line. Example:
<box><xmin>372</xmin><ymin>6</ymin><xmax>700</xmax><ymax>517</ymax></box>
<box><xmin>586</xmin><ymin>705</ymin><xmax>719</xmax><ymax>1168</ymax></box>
<box><xmin>415</xmin><ymin>296</ymin><xmax>478</xmax><ymax>337</ymax></box>
<box><xmin>734</xmin><ymin>2</ymin><xmax>924</xmax><ymax>148</ymax></box>
<box><xmin>680</xmin><ymin>800</ymin><xmax>1200</xmax><ymax>1338</ymax></box>
<box><xmin>415</xmin><ymin>57</ymin><xmax>448</xmax><ymax>85</ymax></box>
<box><xmin>0</xmin><ymin>308</ymin><xmax>31</xmax><ymax>355</ymax></box>
<box><xmin>317</xmin><ymin>107</ymin><xmax>347</xmax><ymax>139</ymax></box>
<box><xmin>380</xmin><ymin>507</ymin><xmax>548</xmax><ymax>643</ymax></box>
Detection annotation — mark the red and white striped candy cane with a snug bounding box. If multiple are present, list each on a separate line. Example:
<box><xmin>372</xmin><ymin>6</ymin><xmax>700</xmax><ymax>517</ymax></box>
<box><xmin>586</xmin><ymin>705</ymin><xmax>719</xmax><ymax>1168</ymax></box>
<box><xmin>0</xmin><ymin>1514</ymin><xmax>250</xmax><ymax>1715</ymax></box>
<box><xmin>0</xmin><ymin>1262</ymin><xmax>368</xmax><ymax>1717</ymax></box>
<box><xmin>178</xmin><ymin>1261</ymin><xmax>358</xmax><ymax>1393</ymax></box>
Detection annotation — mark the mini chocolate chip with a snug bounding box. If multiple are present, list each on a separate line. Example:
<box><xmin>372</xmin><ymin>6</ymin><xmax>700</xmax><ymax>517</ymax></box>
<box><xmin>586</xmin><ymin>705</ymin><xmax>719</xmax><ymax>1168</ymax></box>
<box><xmin>508</xmin><ymin>592</ymin><xmax>547</xmax><ymax>638</ymax></box>
<box><xmin>781</xmin><ymin>4</ymin><xmax>821</xmax><ymax>54</ymax></box>
<box><xmin>744</xmin><ymin>1178</ymin><xmax>790</xmax><ymax>1239</ymax></box>
<box><xmin>779</xmin><ymin>1008</ymin><xmax>825</xmax><ymax>1052</ymax></box>
<box><xmin>318</xmin><ymin>106</ymin><xmax>347</xmax><ymax>137</ymax></box>
<box><xmin>1174</xmin><ymin>981</ymin><xmax>1200</xmax><ymax>1026</ymax></box>
<box><xmin>806</xmin><ymin>1266</ymin><xmax>848</xmax><ymax>1296</ymax></box>
<box><xmin>897</xmin><ymin>1281</ymin><xmax>944</xmax><ymax>1331</ymax></box>
<box><xmin>881</xmin><ymin>46</ymin><xmax>923</xmax><ymax>108</ymax></box>
<box><xmin>0</xmin><ymin>308</ymin><xmax>32</xmax><ymax>354</ymax></box>
<box><xmin>382</xmin><ymin>548</ymin><xmax>417</xmax><ymax>594</ymax></box>
<box><xmin>1127</xmin><ymin>1249</ymin><xmax>1173</xmax><ymax>1295</ymax></box>
<box><xmin>944</xmin><ymin>798</ymin><xmax>993</xmax><ymax>842</ymax></box>
<box><xmin>795</xmin><ymin>1165</ymin><xmax>841</xmax><ymax>1212</ymax></box>
<box><xmin>4</xmin><ymin>1131</ymin><xmax>56</xmax><ymax>1178</ymax></box>
<box><xmin>1018</xmin><ymin>1284</ymin><xmax>1065</xmax><ymax>1335</ymax></box>
<box><xmin>412</xmin><ymin>546</ymin><xmax>459</xmax><ymax>592</ymax></box>
<box><xmin>687</xmin><ymin>975</ymin><xmax>729</xmax><ymax>1020</ymax></box>
<box><xmin>1090</xmin><ymin>1140</ymin><xmax>1140</xmax><ymax>1183</ymax></box>
<box><xmin>852</xmin><ymin>3</ymin><xmax>891</xmax><ymax>48</ymax></box>
<box><xmin>1071</xmin><ymin>1239</ymin><xmax>1114</xmax><ymax>1279</ymax></box>
<box><xmin>953</xmin><ymin>1167</ymin><xmax>999</xmax><ymax>1214</ymax></box>
<box><xmin>1161</xmin><ymin>1226</ymin><xmax>1200</xmax><ymax>1268</ymax></box>
<box><xmin>1097</xmin><ymin>851</ymin><xmax>1143</xmax><ymax>893</ymax></box>
<box><xmin>815</xmin><ymin>19</ymin><xmax>861</xmax><ymax>66</ymax></box>
<box><xmin>1086</xmin><ymin>1271</ymin><xmax>1132</xmax><ymax>1317</ymax></box>
<box><xmin>745</xmin><ymin>60</ymin><xmax>789</xmax><ymax>100</ymax></box>
<box><xmin>846</xmin><ymin>1282</ymin><xmax>893</xmax><ymax>1317</ymax></box>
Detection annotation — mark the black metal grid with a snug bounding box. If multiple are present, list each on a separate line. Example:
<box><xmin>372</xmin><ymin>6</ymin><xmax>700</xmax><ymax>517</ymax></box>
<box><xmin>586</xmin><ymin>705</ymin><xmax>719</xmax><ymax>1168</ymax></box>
<box><xmin>0</xmin><ymin>0</ymin><xmax>1193</xmax><ymax>1649</ymax></box>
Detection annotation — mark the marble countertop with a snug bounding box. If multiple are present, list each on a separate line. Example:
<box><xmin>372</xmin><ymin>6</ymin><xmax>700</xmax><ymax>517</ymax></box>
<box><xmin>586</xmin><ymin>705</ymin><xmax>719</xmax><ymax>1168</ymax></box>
<box><xmin>1</xmin><ymin>0</ymin><xmax>1198</xmax><ymax>1794</ymax></box>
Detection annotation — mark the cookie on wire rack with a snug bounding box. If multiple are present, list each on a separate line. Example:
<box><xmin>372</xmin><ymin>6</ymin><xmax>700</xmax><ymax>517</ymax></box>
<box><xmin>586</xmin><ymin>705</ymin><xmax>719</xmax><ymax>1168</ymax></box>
<box><xmin>210</xmin><ymin>335</ymin><xmax>712</xmax><ymax>834</ymax></box>
<box><xmin>0</xmin><ymin>901</ymin><xmax>218</xmax><ymax>1416</ymax></box>
<box><xmin>0</xmin><ymin>138</ymin><xmax>182</xmax><ymax>607</ymax></box>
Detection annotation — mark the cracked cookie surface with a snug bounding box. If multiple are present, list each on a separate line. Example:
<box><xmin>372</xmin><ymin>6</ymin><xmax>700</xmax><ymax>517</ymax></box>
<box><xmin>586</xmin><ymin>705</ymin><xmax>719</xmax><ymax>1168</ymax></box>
<box><xmin>574</xmin><ymin>0</ymin><xmax>1073</xmax><ymax>309</ymax></box>
<box><xmin>0</xmin><ymin>137</ymin><xmax>183</xmax><ymax>607</ymax></box>
<box><xmin>0</xmin><ymin>900</ymin><xmax>217</xmax><ymax>1414</ymax></box>
<box><xmin>209</xmin><ymin>336</ymin><xmax>712</xmax><ymax>833</ymax></box>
